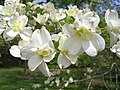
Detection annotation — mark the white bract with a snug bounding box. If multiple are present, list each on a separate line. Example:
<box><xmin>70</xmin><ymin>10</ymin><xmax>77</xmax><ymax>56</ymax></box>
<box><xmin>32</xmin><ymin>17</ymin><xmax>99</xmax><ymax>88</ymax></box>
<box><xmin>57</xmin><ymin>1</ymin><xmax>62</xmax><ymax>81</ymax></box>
<box><xmin>21</xmin><ymin>26</ymin><xmax>55</xmax><ymax>77</ymax></box>
<box><xmin>42</xmin><ymin>2</ymin><xmax>55</xmax><ymax>13</ymax></box>
<box><xmin>62</xmin><ymin>16</ymin><xmax>105</xmax><ymax>56</ymax></box>
<box><xmin>81</xmin><ymin>11</ymin><xmax>100</xmax><ymax>32</ymax></box>
<box><xmin>0</xmin><ymin>2</ymin><xmax>17</xmax><ymax>19</ymax></box>
<box><xmin>33</xmin><ymin>13</ymin><xmax>49</xmax><ymax>25</ymax></box>
<box><xmin>50</xmin><ymin>9</ymin><xmax>66</xmax><ymax>22</ymax></box>
<box><xmin>0</xmin><ymin>0</ymin><xmax>26</xmax><ymax>21</ymax></box>
<box><xmin>5</xmin><ymin>0</ymin><xmax>20</xmax><ymax>3</ymax></box>
<box><xmin>5</xmin><ymin>13</ymin><xmax>32</xmax><ymax>41</ymax></box>
<box><xmin>10</xmin><ymin>40</ymin><xmax>29</xmax><ymax>60</ymax></box>
<box><xmin>111</xmin><ymin>41</ymin><xmax>120</xmax><ymax>57</ymax></box>
<box><xmin>105</xmin><ymin>9</ymin><xmax>120</xmax><ymax>46</ymax></box>
<box><xmin>53</xmin><ymin>33</ymin><xmax>79</xmax><ymax>69</ymax></box>
<box><xmin>66</xmin><ymin>5</ymin><xmax>79</xmax><ymax>17</ymax></box>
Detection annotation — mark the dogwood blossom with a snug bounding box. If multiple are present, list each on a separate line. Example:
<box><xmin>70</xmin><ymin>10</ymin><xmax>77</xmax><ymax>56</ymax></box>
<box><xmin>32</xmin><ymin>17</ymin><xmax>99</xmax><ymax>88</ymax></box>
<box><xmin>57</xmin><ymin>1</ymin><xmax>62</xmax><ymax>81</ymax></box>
<box><xmin>105</xmin><ymin>9</ymin><xmax>120</xmax><ymax>46</ymax></box>
<box><xmin>66</xmin><ymin>5</ymin><xmax>79</xmax><ymax>17</ymax></box>
<box><xmin>58</xmin><ymin>42</ymin><xmax>79</xmax><ymax>68</ymax></box>
<box><xmin>62</xmin><ymin>16</ymin><xmax>105</xmax><ymax>56</ymax></box>
<box><xmin>10</xmin><ymin>40</ymin><xmax>29</xmax><ymax>60</ymax></box>
<box><xmin>33</xmin><ymin>13</ymin><xmax>49</xmax><ymax>25</ymax></box>
<box><xmin>0</xmin><ymin>2</ymin><xmax>17</xmax><ymax>20</ymax></box>
<box><xmin>5</xmin><ymin>0</ymin><xmax>20</xmax><ymax>3</ymax></box>
<box><xmin>42</xmin><ymin>2</ymin><xmax>55</xmax><ymax>13</ymax></box>
<box><xmin>21</xmin><ymin>26</ymin><xmax>55</xmax><ymax>77</ymax></box>
<box><xmin>52</xmin><ymin>33</ymin><xmax>79</xmax><ymax>69</ymax></box>
<box><xmin>81</xmin><ymin>11</ymin><xmax>100</xmax><ymax>32</ymax></box>
<box><xmin>111</xmin><ymin>41</ymin><xmax>120</xmax><ymax>57</ymax></box>
<box><xmin>50</xmin><ymin>9</ymin><xmax>66</xmax><ymax>22</ymax></box>
<box><xmin>4</xmin><ymin>13</ymin><xmax>32</xmax><ymax>41</ymax></box>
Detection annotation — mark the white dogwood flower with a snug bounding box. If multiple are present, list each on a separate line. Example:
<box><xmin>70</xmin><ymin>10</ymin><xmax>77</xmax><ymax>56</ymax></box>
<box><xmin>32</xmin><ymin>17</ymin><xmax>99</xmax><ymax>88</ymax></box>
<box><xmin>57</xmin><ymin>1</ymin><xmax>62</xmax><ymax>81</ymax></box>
<box><xmin>5</xmin><ymin>13</ymin><xmax>32</xmax><ymax>41</ymax></box>
<box><xmin>10</xmin><ymin>40</ymin><xmax>29</xmax><ymax>60</ymax></box>
<box><xmin>0</xmin><ymin>2</ymin><xmax>17</xmax><ymax>20</ymax></box>
<box><xmin>42</xmin><ymin>2</ymin><xmax>55</xmax><ymax>13</ymax></box>
<box><xmin>53</xmin><ymin>33</ymin><xmax>79</xmax><ymax>69</ymax></box>
<box><xmin>33</xmin><ymin>13</ymin><xmax>49</xmax><ymax>25</ymax></box>
<box><xmin>21</xmin><ymin>26</ymin><xmax>55</xmax><ymax>77</ymax></box>
<box><xmin>105</xmin><ymin>9</ymin><xmax>120</xmax><ymax>46</ymax></box>
<box><xmin>111</xmin><ymin>41</ymin><xmax>120</xmax><ymax>57</ymax></box>
<box><xmin>50</xmin><ymin>9</ymin><xmax>66</xmax><ymax>22</ymax></box>
<box><xmin>5</xmin><ymin>0</ymin><xmax>20</xmax><ymax>2</ymax></box>
<box><xmin>62</xmin><ymin>18</ymin><xmax>105</xmax><ymax>56</ymax></box>
<box><xmin>81</xmin><ymin>11</ymin><xmax>100</xmax><ymax>32</ymax></box>
<box><xmin>66</xmin><ymin>5</ymin><xmax>79</xmax><ymax>17</ymax></box>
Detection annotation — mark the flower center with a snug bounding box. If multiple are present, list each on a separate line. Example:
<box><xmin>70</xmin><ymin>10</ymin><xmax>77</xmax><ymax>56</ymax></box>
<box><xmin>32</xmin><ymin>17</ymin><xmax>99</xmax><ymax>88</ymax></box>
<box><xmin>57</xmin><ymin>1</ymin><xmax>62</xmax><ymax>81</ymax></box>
<box><xmin>38</xmin><ymin>49</ymin><xmax>52</xmax><ymax>57</ymax></box>
<box><xmin>37</xmin><ymin>44</ymin><xmax>52</xmax><ymax>57</ymax></box>
<box><xmin>13</xmin><ymin>19</ymin><xmax>23</xmax><ymax>32</ymax></box>
<box><xmin>76</xmin><ymin>26</ymin><xmax>93</xmax><ymax>37</ymax></box>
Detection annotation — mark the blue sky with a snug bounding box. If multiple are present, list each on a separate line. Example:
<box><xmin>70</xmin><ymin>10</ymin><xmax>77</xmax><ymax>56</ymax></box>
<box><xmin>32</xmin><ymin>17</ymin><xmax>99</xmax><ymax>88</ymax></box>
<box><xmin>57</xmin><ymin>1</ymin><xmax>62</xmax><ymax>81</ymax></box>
<box><xmin>33</xmin><ymin>0</ymin><xmax>46</xmax><ymax>3</ymax></box>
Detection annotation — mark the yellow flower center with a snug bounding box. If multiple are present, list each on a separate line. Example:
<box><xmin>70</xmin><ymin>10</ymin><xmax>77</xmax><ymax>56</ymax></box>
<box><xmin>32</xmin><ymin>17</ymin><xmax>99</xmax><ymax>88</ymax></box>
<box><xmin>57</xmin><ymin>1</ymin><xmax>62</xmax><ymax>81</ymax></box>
<box><xmin>37</xmin><ymin>45</ymin><xmax>52</xmax><ymax>57</ymax></box>
<box><xmin>13</xmin><ymin>19</ymin><xmax>23</xmax><ymax>32</ymax></box>
<box><xmin>75</xmin><ymin>26</ymin><xmax>93</xmax><ymax>38</ymax></box>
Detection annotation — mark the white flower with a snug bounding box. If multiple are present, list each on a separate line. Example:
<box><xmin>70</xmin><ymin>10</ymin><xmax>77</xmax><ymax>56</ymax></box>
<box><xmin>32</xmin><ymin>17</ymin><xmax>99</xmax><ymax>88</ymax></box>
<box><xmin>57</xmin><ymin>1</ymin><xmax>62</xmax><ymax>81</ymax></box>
<box><xmin>32</xmin><ymin>83</ymin><xmax>41</xmax><ymax>88</ymax></box>
<box><xmin>5</xmin><ymin>0</ymin><xmax>20</xmax><ymax>3</ymax></box>
<box><xmin>66</xmin><ymin>5</ymin><xmax>79</xmax><ymax>17</ymax></box>
<box><xmin>4</xmin><ymin>13</ymin><xmax>32</xmax><ymax>41</ymax></box>
<box><xmin>64</xmin><ymin>81</ymin><xmax>69</xmax><ymax>87</ymax></box>
<box><xmin>55</xmin><ymin>78</ymin><xmax>60</xmax><ymax>87</ymax></box>
<box><xmin>0</xmin><ymin>2</ymin><xmax>17</xmax><ymax>17</ymax></box>
<box><xmin>42</xmin><ymin>2</ymin><xmax>55</xmax><ymax>13</ymax></box>
<box><xmin>50</xmin><ymin>9</ymin><xmax>66</xmax><ymax>22</ymax></box>
<box><xmin>81</xmin><ymin>11</ymin><xmax>100</xmax><ymax>32</ymax></box>
<box><xmin>111</xmin><ymin>41</ymin><xmax>120</xmax><ymax>57</ymax></box>
<box><xmin>87</xmin><ymin>67</ymin><xmax>93</xmax><ymax>73</ymax></box>
<box><xmin>33</xmin><ymin>13</ymin><xmax>49</xmax><ymax>25</ymax></box>
<box><xmin>57</xmin><ymin>33</ymin><xmax>79</xmax><ymax>69</ymax></box>
<box><xmin>21</xmin><ymin>26</ymin><xmax>55</xmax><ymax>77</ymax></box>
<box><xmin>0</xmin><ymin>0</ymin><xmax>26</xmax><ymax>20</ymax></box>
<box><xmin>62</xmin><ymin>18</ymin><xmax>105</xmax><ymax>56</ymax></box>
<box><xmin>69</xmin><ymin>77</ymin><xmax>73</xmax><ymax>83</ymax></box>
<box><xmin>105</xmin><ymin>9</ymin><xmax>120</xmax><ymax>46</ymax></box>
<box><xmin>10</xmin><ymin>40</ymin><xmax>30</xmax><ymax>60</ymax></box>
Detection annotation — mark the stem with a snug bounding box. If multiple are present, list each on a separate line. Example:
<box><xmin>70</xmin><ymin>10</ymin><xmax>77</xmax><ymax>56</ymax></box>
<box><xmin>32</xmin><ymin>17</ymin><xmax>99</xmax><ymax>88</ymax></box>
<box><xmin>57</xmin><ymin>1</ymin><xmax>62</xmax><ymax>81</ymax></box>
<box><xmin>24</xmin><ymin>60</ymin><xmax>27</xmax><ymax>76</ymax></box>
<box><xmin>102</xmin><ymin>76</ymin><xmax>109</xmax><ymax>90</ymax></box>
<box><xmin>87</xmin><ymin>79</ymin><xmax>93</xmax><ymax>90</ymax></box>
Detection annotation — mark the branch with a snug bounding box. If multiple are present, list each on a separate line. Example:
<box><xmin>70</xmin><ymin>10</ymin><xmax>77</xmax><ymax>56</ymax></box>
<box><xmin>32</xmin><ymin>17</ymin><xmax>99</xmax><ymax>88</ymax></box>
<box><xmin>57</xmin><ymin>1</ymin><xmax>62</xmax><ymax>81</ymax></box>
<box><xmin>73</xmin><ymin>62</ymin><xmax>120</xmax><ymax>83</ymax></box>
<box><xmin>102</xmin><ymin>76</ymin><xmax>110</xmax><ymax>90</ymax></box>
<box><xmin>87</xmin><ymin>79</ymin><xmax>93</xmax><ymax>90</ymax></box>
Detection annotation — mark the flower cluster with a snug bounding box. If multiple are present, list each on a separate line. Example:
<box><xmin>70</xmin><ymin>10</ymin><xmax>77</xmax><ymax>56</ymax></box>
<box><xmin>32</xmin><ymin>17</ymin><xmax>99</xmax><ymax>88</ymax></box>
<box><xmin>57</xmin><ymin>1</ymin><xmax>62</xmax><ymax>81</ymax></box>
<box><xmin>0</xmin><ymin>0</ymin><xmax>119</xmax><ymax>77</ymax></box>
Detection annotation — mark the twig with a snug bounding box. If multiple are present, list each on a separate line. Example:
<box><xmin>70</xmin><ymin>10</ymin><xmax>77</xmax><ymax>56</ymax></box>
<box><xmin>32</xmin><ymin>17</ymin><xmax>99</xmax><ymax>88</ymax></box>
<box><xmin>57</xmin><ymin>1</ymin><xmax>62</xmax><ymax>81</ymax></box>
<box><xmin>102</xmin><ymin>76</ymin><xmax>109</xmax><ymax>90</ymax></box>
<box><xmin>87</xmin><ymin>79</ymin><xmax>93</xmax><ymax>90</ymax></box>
